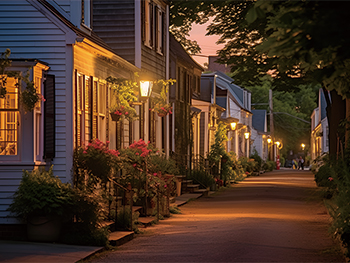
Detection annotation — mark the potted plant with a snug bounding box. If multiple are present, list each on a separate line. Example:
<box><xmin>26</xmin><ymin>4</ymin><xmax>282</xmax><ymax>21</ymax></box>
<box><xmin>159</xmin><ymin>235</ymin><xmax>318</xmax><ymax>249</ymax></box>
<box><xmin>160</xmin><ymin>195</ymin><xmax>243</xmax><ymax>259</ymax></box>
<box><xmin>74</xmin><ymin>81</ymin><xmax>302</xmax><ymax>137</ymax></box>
<box><xmin>7</xmin><ymin>166</ymin><xmax>75</xmax><ymax>242</ymax></box>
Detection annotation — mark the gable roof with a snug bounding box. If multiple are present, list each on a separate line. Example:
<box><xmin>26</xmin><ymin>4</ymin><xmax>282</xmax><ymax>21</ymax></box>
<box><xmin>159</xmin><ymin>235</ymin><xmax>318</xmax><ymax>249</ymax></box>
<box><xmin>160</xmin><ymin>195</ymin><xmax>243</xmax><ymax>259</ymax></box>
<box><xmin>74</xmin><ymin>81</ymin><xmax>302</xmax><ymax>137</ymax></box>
<box><xmin>37</xmin><ymin>0</ymin><xmax>138</xmax><ymax>72</ymax></box>
<box><xmin>169</xmin><ymin>33</ymin><xmax>204</xmax><ymax>71</ymax></box>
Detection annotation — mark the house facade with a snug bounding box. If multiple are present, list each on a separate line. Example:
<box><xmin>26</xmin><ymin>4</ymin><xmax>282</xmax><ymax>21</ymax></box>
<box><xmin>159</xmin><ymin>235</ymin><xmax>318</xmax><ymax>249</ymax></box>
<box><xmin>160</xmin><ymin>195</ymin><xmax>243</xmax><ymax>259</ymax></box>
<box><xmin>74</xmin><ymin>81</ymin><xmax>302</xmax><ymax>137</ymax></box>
<box><xmin>200</xmin><ymin>71</ymin><xmax>253</xmax><ymax>159</ymax></box>
<box><xmin>0</xmin><ymin>0</ymin><xmax>140</xmax><ymax>224</ymax></box>
<box><xmin>93</xmin><ymin>0</ymin><xmax>170</xmax><ymax>153</ymax></box>
<box><xmin>310</xmin><ymin>88</ymin><xmax>329</xmax><ymax>160</ymax></box>
<box><xmin>169</xmin><ymin>34</ymin><xmax>203</xmax><ymax>169</ymax></box>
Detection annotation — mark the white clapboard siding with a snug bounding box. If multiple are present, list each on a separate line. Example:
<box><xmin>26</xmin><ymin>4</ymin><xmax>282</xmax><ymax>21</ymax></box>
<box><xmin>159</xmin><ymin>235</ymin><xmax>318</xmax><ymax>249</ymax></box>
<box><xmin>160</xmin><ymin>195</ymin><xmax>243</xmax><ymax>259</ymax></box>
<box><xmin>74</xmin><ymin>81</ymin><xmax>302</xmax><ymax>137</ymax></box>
<box><xmin>0</xmin><ymin>1</ymin><xmax>73</xmax><ymax>223</ymax></box>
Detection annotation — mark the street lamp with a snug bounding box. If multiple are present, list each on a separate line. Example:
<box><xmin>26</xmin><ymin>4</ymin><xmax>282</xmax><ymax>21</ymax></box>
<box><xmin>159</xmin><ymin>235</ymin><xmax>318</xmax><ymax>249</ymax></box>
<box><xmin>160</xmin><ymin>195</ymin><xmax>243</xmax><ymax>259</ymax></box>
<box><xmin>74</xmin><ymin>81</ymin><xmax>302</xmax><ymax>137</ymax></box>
<box><xmin>267</xmin><ymin>138</ymin><xmax>272</xmax><ymax>144</ymax></box>
<box><xmin>230</xmin><ymin>122</ymin><xmax>237</xmax><ymax>130</ymax></box>
<box><xmin>301</xmin><ymin>143</ymin><xmax>305</xmax><ymax>151</ymax></box>
<box><xmin>139</xmin><ymin>80</ymin><xmax>153</xmax><ymax>102</ymax></box>
<box><xmin>244</xmin><ymin>132</ymin><xmax>250</xmax><ymax>139</ymax></box>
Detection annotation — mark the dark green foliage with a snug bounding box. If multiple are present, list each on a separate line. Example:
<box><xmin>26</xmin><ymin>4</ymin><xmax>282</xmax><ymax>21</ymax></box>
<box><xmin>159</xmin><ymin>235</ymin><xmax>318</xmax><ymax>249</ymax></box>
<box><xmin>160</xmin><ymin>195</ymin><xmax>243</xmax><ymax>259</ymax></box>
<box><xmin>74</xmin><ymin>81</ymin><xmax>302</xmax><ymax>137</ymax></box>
<box><xmin>250</xmin><ymin>149</ymin><xmax>263</xmax><ymax>171</ymax></box>
<box><xmin>115</xmin><ymin>207</ymin><xmax>139</xmax><ymax>231</ymax></box>
<box><xmin>8</xmin><ymin>167</ymin><xmax>74</xmax><ymax>220</ymax></box>
<box><xmin>262</xmin><ymin>160</ymin><xmax>275</xmax><ymax>172</ymax></box>
<box><xmin>314</xmin><ymin>164</ymin><xmax>335</xmax><ymax>188</ymax></box>
<box><xmin>189</xmin><ymin>169</ymin><xmax>215</xmax><ymax>188</ymax></box>
<box><xmin>169</xmin><ymin>206</ymin><xmax>181</xmax><ymax>214</ymax></box>
<box><xmin>60</xmin><ymin>223</ymin><xmax>109</xmax><ymax>247</ymax></box>
<box><xmin>323</xmin><ymin>160</ymin><xmax>350</xmax><ymax>257</ymax></box>
<box><xmin>148</xmin><ymin>154</ymin><xmax>179</xmax><ymax>175</ymax></box>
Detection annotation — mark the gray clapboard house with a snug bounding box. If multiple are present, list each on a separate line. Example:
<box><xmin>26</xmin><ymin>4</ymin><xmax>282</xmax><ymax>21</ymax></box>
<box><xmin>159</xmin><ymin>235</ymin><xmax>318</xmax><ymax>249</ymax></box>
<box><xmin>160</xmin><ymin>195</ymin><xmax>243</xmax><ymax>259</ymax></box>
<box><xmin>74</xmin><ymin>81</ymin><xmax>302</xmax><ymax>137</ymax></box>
<box><xmin>0</xmin><ymin>0</ymin><xmax>139</xmax><ymax>224</ymax></box>
<box><xmin>93</xmin><ymin>0</ymin><xmax>170</xmax><ymax>152</ymax></box>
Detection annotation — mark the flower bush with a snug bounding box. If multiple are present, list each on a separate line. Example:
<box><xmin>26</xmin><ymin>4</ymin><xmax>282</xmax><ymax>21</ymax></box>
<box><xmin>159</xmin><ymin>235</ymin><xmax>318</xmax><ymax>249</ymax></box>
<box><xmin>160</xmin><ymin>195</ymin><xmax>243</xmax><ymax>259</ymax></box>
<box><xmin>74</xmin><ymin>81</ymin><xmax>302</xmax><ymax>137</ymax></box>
<box><xmin>74</xmin><ymin>139</ymin><xmax>120</xmax><ymax>189</ymax></box>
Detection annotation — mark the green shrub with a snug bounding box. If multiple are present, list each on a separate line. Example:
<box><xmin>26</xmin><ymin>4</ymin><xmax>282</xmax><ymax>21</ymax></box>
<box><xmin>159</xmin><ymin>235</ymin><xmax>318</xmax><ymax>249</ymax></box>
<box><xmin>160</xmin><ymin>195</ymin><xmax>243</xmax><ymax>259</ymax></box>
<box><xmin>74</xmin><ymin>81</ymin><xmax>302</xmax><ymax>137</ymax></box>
<box><xmin>314</xmin><ymin>163</ymin><xmax>335</xmax><ymax>187</ymax></box>
<box><xmin>115</xmin><ymin>207</ymin><xmax>139</xmax><ymax>231</ymax></box>
<box><xmin>263</xmin><ymin>160</ymin><xmax>275</xmax><ymax>172</ymax></box>
<box><xmin>61</xmin><ymin>222</ymin><xmax>109</xmax><ymax>247</ymax></box>
<box><xmin>250</xmin><ymin>149</ymin><xmax>262</xmax><ymax>171</ymax></box>
<box><xmin>326</xmin><ymin>160</ymin><xmax>350</xmax><ymax>257</ymax></box>
<box><xmin>189</xmin><ymin>169</ymin><xmax>215</xmax><ymax>188</ymax></box>
<box><xmin>169</xmin><ymin>206</ymin><xmax>181</xmax><ymax>214</ymax></box>
<box><xmin>8</xmin><ymin>166</ymin><xmax>74</xmax><ymax>221</ymax></box>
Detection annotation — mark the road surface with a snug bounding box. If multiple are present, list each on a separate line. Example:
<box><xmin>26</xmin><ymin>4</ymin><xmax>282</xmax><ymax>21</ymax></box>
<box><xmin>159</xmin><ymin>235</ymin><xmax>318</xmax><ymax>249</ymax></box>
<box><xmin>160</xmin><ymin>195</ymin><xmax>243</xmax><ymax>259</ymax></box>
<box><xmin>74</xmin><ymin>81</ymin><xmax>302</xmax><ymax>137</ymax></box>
<box><xmin>91</xmin><ymin>169</ymin><xmax>345</xmax><ymax>262</ymax></box>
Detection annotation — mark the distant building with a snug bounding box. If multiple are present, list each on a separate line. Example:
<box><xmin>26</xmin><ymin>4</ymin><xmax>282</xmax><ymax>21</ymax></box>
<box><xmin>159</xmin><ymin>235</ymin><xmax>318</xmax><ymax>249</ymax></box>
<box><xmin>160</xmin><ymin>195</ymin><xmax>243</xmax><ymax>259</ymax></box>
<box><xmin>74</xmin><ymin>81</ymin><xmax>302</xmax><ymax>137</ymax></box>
<box><xmin>251</xmin><ymin>110</ymin><xmax>269</xmax><ymax>161</ymax></box>
<box><xmin>208</xmin><ymin>56</ymin><xmax>230</xmax><ymax>74</ymax></box>
<box><xmin>310</xmin><ymin>88</ymin><xmax>329</xmax><ymax>160</ymax></box>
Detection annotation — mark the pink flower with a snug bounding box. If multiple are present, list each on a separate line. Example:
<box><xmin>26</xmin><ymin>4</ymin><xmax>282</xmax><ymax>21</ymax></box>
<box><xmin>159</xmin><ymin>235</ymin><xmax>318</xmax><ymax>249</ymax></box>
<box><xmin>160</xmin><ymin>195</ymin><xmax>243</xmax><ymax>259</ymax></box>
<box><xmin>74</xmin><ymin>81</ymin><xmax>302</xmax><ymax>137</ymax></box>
<box><xmin>83</xmin><ymin>150</ymin><xmax>87</xmax><ymax>154</ymax></box>
<box><xmin>136</xmin><ymin>152</ymin><xmax>139</xmax><ymax>155</ymax></box>
<box><xmin>153</xmin><ymin>173</ymin><xmax>157</xmax><ymax>176</ymax></box>
<box><xmin>164</xmin><ymin>184</ymin><xmax>167</xmax><ymax>188</ymax></box>
<box><xmin>133</xmin><ymin>163</ymin><xmax>137</xmax><ymax>167</ymax></box>
<box><xmin>328</xmin><ymin>177</ymin><xmax>333</xmax><ymax>181</ymax></box>
<box><xmin>125</xmin><ymin>112</ymin><xmax>128</xmax><ymax>115</ymax></box>
<box><xmin>169</xmin><ymin>110</ymin><xmax>172</xmax><ymax>114</ymax></box>
<box><xmin>106</xmin><ymin>141</ymin><xmax>110</xmax><ymax>144</ymax></box>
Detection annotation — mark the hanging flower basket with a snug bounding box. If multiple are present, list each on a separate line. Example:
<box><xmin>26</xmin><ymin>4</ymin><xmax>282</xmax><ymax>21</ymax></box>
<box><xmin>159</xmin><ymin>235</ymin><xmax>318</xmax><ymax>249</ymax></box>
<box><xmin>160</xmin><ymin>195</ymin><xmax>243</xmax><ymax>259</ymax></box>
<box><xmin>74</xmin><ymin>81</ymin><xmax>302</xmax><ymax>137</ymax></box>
<box><xmin>157</xmin><ymin>112</ymin><xmax>166</xmax><ymax>117</ymax></box>
<box><xmin>110</xmin><ymin>113</ymin><xmax>121</xmax><ymax>122</ymax></box>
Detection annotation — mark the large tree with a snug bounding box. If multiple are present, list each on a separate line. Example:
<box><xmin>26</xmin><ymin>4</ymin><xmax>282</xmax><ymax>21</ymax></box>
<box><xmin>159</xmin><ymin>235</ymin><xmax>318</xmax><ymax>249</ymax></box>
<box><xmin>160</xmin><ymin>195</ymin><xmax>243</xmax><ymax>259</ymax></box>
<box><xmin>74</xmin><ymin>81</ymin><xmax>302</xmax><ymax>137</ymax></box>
<box><xmin>247</xmin><ymin>1</ymin><xmax>350</xmax><ymax>159</ymax></box>
<box><xmin>170</xmin><ymin>0</ymin><xmax>350</xmax><ymax>159</ymax></box>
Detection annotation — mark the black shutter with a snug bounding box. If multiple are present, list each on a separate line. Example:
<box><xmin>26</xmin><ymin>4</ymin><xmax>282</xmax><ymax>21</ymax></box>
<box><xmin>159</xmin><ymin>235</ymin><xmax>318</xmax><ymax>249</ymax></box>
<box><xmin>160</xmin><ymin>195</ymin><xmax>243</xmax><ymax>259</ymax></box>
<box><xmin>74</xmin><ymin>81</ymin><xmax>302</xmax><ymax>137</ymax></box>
<box><xmin>44</xmin><ymin>74</ymin><xmax>55</xmax><ymax>160</ymax></box>
<box><xmin>141</xmin><ymin>0</ymin><xmax>145</xmax><ymax>42</ymax></box>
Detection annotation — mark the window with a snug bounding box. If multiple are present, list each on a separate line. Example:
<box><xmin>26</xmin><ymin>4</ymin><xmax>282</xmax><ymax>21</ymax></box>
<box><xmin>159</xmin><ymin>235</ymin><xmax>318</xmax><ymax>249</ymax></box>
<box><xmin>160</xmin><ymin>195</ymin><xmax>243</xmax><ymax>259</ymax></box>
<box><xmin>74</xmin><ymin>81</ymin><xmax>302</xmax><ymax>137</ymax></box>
<box><xmin>0</xmin><ymin>77</ymin><xmax>19</xmax><ymax>155</ymax></box>
<box><xmin>34</xmin><ymin>76</ymin><xmax>43</xmax><ymax>161</ymax></box>
<box><xmin>142</xmin><ymin>0</ymin><xmax>165</xmax><ymax>53</ymax></box>
<box><xmin>98</xmin><ymin>82</ymin><xmax>107</xmax><ymax>142</ymax></box>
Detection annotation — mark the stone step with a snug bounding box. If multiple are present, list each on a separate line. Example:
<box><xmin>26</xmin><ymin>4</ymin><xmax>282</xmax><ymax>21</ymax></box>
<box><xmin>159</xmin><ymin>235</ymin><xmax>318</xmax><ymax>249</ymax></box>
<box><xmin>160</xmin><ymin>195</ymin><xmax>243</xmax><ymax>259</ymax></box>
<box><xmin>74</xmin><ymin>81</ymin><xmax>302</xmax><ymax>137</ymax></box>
<box><xmin>186</xmin><ymin>184</ymin><xmax>200</xmax><ymax>193</ymax></box>
<box><xmin>193</xmin><ymin>188</ymin><xmax>209</xmax><ymax>197</ymax></box>
<box><xmin>109</xmin><ymin>231</ymin><xmax>134</xmax><ymax>246</ymax></box>
<box><xmin>182</xmin><ymin>180</ymin><xmax>193</xmax><ymax>184</ymax></box>
<box><xmin>137</xmin><ymin>217</ymin><xmax>156</xmax><ymax>228</ymax></box>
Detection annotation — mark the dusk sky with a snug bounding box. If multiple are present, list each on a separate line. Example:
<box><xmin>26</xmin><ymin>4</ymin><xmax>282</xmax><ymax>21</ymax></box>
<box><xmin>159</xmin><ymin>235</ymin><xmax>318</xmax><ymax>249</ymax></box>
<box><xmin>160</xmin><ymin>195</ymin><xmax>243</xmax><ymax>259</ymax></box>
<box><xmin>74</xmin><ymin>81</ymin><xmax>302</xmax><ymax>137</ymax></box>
<box><xmin>189</xmin><ymin>20</ymin><xmax>225</xmax><ymax>67</ymax></box>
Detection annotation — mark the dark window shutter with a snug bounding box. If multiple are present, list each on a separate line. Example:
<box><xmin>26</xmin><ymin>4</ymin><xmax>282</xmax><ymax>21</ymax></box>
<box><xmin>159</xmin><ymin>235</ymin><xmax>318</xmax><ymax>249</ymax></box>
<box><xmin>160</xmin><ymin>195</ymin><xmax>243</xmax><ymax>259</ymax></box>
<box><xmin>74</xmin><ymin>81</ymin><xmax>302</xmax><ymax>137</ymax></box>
<box><xmin>200</xmin><ymin>112</ymin><xmax>205</xmax><ymax>155</ymax></box>
<box><xmin>155</xmin><ymin>5</ymin><xmax>159</xmax><ymax>51</ymax></box>
<box><xmin>44</xmin><ymin>74</ymin><xmax>55</xmax><ymax>160</ymax></box>
<box><xmin>92</xmin><ymin>81</ymin><xmax>98</xmax><ymax>139</ymax></box>
<box><xmin>161</xmin><ymin>11</ymin><xmax>165</xmax><ymax>54</ymax></box>
<box><xmin>141</xmin><ymin>0</ymin><xmax>145</xmax><ymax>42</ymax></box>
<box><xmin>150</xmin><ymin>2</ymin><xmax>154</xmax><ymax>47</ymax></box>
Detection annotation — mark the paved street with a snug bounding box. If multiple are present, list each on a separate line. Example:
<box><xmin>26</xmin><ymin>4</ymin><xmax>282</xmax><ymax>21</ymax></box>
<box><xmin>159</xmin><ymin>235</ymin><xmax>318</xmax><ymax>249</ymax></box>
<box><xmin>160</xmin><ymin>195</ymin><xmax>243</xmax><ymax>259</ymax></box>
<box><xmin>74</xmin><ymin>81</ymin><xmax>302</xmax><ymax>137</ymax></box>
<box><xmin>90</xmin><ymin>169</ymin><xmax>345</xmax><ymax>262</ymax></box>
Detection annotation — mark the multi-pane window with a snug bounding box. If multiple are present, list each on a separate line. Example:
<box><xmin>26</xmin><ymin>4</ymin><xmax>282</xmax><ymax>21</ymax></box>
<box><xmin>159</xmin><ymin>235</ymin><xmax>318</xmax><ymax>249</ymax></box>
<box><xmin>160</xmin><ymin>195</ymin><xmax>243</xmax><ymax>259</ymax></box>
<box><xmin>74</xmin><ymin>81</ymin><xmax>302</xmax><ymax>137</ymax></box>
<box><xmin>76</xmin><ymin>73</ymin><xmax>109</xmax><ymax>148</ymax></box>
<box><xmin>143</xmin><ymin>0</ymin><xmax>165</xmax><ymax>54</ymax></box>
<box><xmin>0</xmin><ymin>77</ymin><xmax>19</xmax><ymax>155</ymax></box>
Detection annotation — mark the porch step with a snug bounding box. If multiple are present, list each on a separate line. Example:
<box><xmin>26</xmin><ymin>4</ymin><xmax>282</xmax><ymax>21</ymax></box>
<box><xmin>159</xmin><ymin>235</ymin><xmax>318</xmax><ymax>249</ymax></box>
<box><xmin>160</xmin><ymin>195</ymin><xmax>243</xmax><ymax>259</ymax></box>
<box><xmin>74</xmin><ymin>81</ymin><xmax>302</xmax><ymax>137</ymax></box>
<box><xmin>182</xmin><ymin>180</ymin><xmax>193</xmax><ymax>185</ymax></box>
<box><xmin>193</xmin><ymin>188</ymin><xmax>209</xmax><ymax>197</ymax></box>
<box><xmin>109</xmin><ymin>231</ymin><xmax>134</xmax><ymax>246</ymax></box>
<box><xmin>137</xmin><ymin>216</ymin><xmax>156</xmax><ymax>228</ymax></box>
<box><xmin>175</xmin><ymin>175</ymin><xmax>186</xmax><ymax>182</ymax></box>
<box><xmin>186</xmin><ymin>184</ymin><xmax>200</xmax><ymax>193</ymax></box>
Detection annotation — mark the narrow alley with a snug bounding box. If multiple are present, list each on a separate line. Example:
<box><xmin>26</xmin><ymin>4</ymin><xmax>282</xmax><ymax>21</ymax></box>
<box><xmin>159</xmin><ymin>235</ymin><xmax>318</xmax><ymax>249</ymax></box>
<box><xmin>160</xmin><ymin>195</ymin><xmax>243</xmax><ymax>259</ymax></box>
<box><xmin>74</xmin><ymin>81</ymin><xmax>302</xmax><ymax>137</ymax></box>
<box><xmin>91</xmin><ymin>169</ymin><xmax>345</xmax><ymax>262</ymax></box>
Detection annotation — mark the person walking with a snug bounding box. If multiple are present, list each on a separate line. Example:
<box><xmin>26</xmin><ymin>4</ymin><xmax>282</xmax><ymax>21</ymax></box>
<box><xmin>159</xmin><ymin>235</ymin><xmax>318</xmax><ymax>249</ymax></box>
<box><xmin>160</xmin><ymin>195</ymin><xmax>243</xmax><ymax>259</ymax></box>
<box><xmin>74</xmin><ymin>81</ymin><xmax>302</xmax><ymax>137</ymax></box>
<box><xmin>298</xmin><ymin>157</ymin><xmax>302</xmax><ymax>170</ymax></box>
<box><xmin>300</xmin><ymin>156</ymin><xmax>304</xmax><ymax>170</ymax></box>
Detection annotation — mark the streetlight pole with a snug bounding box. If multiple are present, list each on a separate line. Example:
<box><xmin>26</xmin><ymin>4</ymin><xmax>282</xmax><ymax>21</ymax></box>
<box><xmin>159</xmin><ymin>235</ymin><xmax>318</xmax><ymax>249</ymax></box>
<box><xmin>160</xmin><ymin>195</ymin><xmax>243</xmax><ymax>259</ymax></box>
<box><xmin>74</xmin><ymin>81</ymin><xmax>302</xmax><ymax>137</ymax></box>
<box><xmin>269</xmin><ymin>89</ymin><xmax>274</xmax><ymax>161</ymax></box>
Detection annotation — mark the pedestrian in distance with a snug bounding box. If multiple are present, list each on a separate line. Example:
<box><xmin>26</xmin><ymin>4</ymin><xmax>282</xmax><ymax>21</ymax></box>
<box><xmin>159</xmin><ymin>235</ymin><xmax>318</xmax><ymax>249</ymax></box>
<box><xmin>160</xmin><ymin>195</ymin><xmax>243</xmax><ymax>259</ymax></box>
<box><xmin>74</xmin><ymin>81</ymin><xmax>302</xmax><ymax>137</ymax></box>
<box><xmin>298</xmin><ymin>157</ymin><xmax>302</xmax><ymax>170</ymax></box>
<box><xmin>300</xmin><ymin>156</ymin><xmax>304</xmax><ymax>170</ymax></box>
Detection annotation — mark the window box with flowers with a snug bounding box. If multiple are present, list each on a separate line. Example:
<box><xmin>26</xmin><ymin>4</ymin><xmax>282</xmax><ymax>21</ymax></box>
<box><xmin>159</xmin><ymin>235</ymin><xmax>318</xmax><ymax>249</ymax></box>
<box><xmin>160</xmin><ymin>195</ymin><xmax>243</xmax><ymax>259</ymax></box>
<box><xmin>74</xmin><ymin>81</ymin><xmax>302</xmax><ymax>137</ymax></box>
<box><xmin>106</xmin><ymin>76</ymin><xmax>139</xmax><ymax>122</ymax></box>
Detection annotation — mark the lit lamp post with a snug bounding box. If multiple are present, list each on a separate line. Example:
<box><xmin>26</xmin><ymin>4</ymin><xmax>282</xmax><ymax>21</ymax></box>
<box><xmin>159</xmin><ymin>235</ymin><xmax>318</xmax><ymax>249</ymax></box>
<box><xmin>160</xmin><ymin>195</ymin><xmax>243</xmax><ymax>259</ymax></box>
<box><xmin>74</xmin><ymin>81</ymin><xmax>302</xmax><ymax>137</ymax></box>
<box><xmin>139</xmin><ymin>80</ymin><xmax>153</xmax><ymax>102</ymax></box>
<box><xmin>230</xmin><ymin>122</ymin><xmax>237</xmax><ymax>131</ymax></box>
<box><xmin>267</xmin><ymin>137</ymin><xmax>273</xmax><ymax>160</ymax></box>
<box><xmin>244</xmin><ymin>131</ymin><xmax>250</xmax><ymax>157</ymax></box>
<box><xmin>138</xmin><ymin>80</ymin><xmax>153</xmax><ymax>216</ymax></box>
<box><xmin>301</xmin><ymin>143</ymin><xmax>305</xmax><ymax>151</ymax></box>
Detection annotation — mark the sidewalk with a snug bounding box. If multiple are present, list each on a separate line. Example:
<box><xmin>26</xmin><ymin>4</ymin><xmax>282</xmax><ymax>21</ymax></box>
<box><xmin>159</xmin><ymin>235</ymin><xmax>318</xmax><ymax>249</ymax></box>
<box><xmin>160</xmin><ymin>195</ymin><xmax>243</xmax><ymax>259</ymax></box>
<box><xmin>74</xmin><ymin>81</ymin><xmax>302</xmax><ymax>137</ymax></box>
<box><xmin>0</xmin><ymin>193</ymin><xmax>204</xmax><ymax>263</ymax></box>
